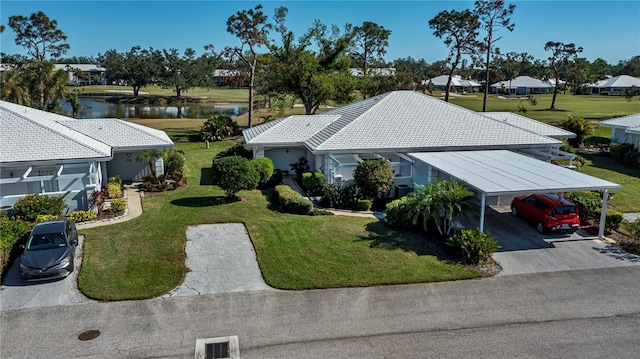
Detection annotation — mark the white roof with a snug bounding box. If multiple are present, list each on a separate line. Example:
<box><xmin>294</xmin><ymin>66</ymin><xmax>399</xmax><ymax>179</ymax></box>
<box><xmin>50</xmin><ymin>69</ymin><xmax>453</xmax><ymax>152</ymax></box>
<box><xmin>307</xmin><ymin>91</ymin><xmax>560</xmax><ymax>152</ymax></box>
<box><xmin>587</xmin><ymin>75</ymin><xmax>640</xmax><ymax>88</ymax></box>
<box><xmin>60</xmin><ymin>119</ymin><xmax>174</xmax><ymax>150</ymax></box>
<box><xmin>491</xmin><ymin>76</ymin><xmax>553</xmax><ymax>89</ymax></box>
<box><xmin>409</xmin><ymin>150</ymin><xmax>621</xmax><ymax>196</ymax></box>
<box><xmin>350</xmin><ymin>68</ymin><xmax>396</xmax><ymax>77</ymax></box>
<box><xmin>426</xmin><ymin>75</ymin><xmax>481</xmax><ymax>87</ymax></box>
<box><xmin>483</xmin><ymin>112</ymin><xmax>576</xmax><ymax>139</ymax></box>
<box><xmin>53</xmin><ymin>64</ymin><xmax>105</xmax><ymax>72</ymax></box>
<box><xmin>240</xmin><ymin>115</ymin><xmax>340</xmax><ymax>145</ymax></box>
<box><xmin>599</xmin><ymin>113</ymin><xmax>640</xmax><ymax>129</ymax></box>
<box><xmin>0</xmin><ymin>100</ymin><xmax>112</xmax><ymax>163</ymax></box>
<box><xmin>244</xmin><ymin>91</ymin><xmax>561</xmax><ymax>153</ymax></box>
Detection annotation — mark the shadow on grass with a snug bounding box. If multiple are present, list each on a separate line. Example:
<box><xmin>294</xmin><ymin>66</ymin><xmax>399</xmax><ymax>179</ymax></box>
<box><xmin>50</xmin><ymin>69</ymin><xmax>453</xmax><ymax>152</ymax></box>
<box><xmin>357</xmin><ymin>221</ymin><xmax>451</xmax><ymax>259</ymax></box>
<box><xmin>171</xmin><ymin>196</ymin><xmax>236</xmax><ymax>207</ymax></box>
<box><xmin>581</xmin><ymin>153</ymin><xmax>640</xmax><ymax>178</ymax></box>
<box><xmin>167</xmin><ymin>131</ymin><xmax>202</xmax><ymax>143</ymax></box>
<box><xmin>200</xmin><ymin>167</ymin><xmax>214</xmax><ymax>185</ymax></box>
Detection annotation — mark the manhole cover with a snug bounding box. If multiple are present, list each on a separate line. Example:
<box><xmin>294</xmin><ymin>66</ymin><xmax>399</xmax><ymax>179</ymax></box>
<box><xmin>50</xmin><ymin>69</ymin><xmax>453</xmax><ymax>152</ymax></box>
<box><xmin>78</xmin><ymin>330</ymin><xmax>101</xmax><ymax>341</ymax></box>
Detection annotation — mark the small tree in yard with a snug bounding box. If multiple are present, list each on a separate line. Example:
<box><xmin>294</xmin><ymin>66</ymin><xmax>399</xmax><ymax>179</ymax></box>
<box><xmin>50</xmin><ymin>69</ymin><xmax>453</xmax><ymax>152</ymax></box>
<box><xmin>137</xmin><ymin>149</ymin><xmax>163</xmax><ymax>177</ymax></box>
<box><xmin>200</xmin><ymin>114</ymin><xmax>239</xmax><ymax>149</ymax></box>
<box><xmin>560</xmin><ymin>114</ymin><xmax>594</xmax><ymax>147</ymax></box>
<box><xmin>353</xmin><ymin>159</ymin><xmax>394</xmax><ymax>200</ymax></box>
<box><xmin>211</xmin><ymin>156</ymin><xmax>259</xmax><ymax>198</ymax></box>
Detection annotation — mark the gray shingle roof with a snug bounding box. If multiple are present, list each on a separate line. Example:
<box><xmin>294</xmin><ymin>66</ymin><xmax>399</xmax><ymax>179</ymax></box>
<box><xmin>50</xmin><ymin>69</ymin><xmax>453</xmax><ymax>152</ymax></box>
<box><xmin>306</xmin><ymin>91</ymin><xmax>560</xmax><ymax>152</ymax></box>
<box><xmin>60</xmin><ymin>119</ymin><xmax>173</xmax><ymax>149</ymax></box>
<box><xmin>425</xmin><ymin>75</ymin><xmax>481</xmax><ymax>87</ymax></box>
<box><xmin>483</xmin><ymin>112</ymin><xmax>576</xmax><ymax>139</ymax></box>
<box><xmin>1</xmin><ymin>101</ymin><xmax>112</xmax><ymax>163</ymax></box>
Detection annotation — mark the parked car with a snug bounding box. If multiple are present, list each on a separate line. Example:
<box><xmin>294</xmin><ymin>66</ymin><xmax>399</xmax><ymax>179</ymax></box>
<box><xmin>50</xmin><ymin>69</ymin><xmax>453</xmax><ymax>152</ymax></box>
<box><xmin>510</xmin><ymin>194</ymin><xmax>580</xmax><ymax>233</ymax></box>
<box><xmin>19</xmin><ymin>219</ymin><xmax>78</xmax><ymax>281</ymax></box>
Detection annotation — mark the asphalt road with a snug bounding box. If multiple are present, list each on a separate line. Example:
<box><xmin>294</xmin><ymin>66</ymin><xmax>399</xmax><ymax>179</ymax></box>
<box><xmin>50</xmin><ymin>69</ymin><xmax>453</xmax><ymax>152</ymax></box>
<box><xmin>2</xmin><ymin>266</ymin><xmax>640</xmax><ymax>358</ymax></box>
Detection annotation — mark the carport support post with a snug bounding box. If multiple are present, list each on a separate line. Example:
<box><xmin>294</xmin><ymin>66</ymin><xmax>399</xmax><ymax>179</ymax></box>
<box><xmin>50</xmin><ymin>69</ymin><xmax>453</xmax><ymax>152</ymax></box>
<box><xmin>479</xmin><ymin>193</ymin><xmax>486</xmax><ymax>232</ymax></box>
<box><xmin>598</xmin><ymin>190</ymin><xmax>609</xmax><ymax>239</ymax></box>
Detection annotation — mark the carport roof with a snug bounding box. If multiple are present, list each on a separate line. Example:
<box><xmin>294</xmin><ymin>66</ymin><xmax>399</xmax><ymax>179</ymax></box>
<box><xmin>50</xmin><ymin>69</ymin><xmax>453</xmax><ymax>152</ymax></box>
<box><xmin>408</xmin><ymin>150</ymin><xmax>621</xmax><ymax>196</ymax></box>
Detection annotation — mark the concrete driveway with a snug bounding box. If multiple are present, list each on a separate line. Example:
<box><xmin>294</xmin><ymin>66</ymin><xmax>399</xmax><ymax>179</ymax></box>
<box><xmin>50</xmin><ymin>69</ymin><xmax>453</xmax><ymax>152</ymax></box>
<box><xmin>0</xmin><ymin>235</ymin><xmax>95</xmax><ymax>311</ymax></box>
<box><xmin>484</xmin><ymin>206</ymin><xmax>640</xmax><ymax>276</ymax></box>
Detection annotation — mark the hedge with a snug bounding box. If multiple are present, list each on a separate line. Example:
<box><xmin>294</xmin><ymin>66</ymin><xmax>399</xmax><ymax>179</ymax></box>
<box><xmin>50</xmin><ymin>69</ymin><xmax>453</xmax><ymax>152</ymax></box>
<box><xmin>273</xmin><ymin>185</ymin><xmax>313</xmax><ymax>215</ymax></box>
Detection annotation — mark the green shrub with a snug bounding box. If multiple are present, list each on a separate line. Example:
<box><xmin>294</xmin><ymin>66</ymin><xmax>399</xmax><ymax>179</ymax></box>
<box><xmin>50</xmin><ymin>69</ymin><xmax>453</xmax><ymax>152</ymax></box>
<box><xmin>212</xmin><ymin>156</ymin><xmax>260</xmax><ymax>198</ymax></box>
<box><xmin>251</xmin><ymin>157</ymin><xmax>275</xmax><ymax>187</ymax></box>
<box><xmin>356</xmin><ymin>199</ymin><xmax>372</xmax><ymax>211</ymax></box>
<box><xmin>310</xmin><ymin>208</ymin><xmax>335</xmax><ymax>216</ymax></box>
<box><xmin>565</xmin><ymin>191</ymin><xmax>602</xmax><ymax>225</ymax></box>
<box><xmin>301</xmin><ymin>171</ymin><xmax>325</xmax><ymax>195</ymax></box>
<box><xmin>289</xmin><ymin>157</ymin><xmax>310</xmax><ymax>179</ymax></box>
<box><xmin>12</xmin><ymin>194</ymin><xmax>66</xmax><ymax>222</ymax></box>
<box><xmin>108</xmin><ymin>175</ymin><xmax>122</xmax><ymax>186</ymax></box>
<box><xmin>273</xmin><ymin>185</ymin><xmax>313</xmax><ymax>215</ymax></box>
<box><xmin>0</xmin><ymin>216</ymin><xmax>31</xmax><ymax>272</ymax></box>
<box><xmin>107</xmin><ymin>182</ymin><xmax>122</xmax><ymax>199</ymax></box>
<box><xmin>583</xmin><ymin>136</ymin><xmax>611</xmax><ymax>152</ymax></box>
<box><xmin>384</xmin><ymin>196</ymin><xmax>419</xmax><ymax>228</ymax></box>
<box><xmin>108</xmin><ymin>199</ymin><xmax>127</xmax><ymax>213</ymax></box>
<box><xmin>35</xmin><ymin>214</ymin><xmax>58</xmax><ymax>222</ymax></box>
<box><xmin>445</xmin><ymin>228</ymin><xmax>500</xmax><ymax>265</ymax></box>
<box><xmin>200</xmin><ymin>113</ymin><xmax>239</xmax><ymax>143</ymax></box>
<box><xmin>341</xmin><ymin>184</ymin><xmax>366</xmax><ymax>210</ymax></box>
<box><xmin>623</xmin><ymin>151</ymin><xmax>640</xmax><ymax>168</ymax></box>
<box><xmin>353</xmin><ymin>159</ymin><xmax>394</xmax><ymax>199</ymax></box>
<box><xmin>628</xmin><ymin>218</ymin><xmax>640</xmax><ymax>240</ymax></box>
<box><xmin>214</xmin><ymin>144</ymin><xmax>253</xmax><ymax>160</ymax></box>
<box><xmin>610</xmin><ymin>143</ymin><xmax>634</xmax><ymax>161</ymax></box>
<box><xmin>597</xmin><ymin>210</ymin><xmax>623</xmax><ymax>233</ymax></box>
<box><xmin>67</xmin><ymin>210</ymin><xmax>98</xmax><ymax>223</ymax></box>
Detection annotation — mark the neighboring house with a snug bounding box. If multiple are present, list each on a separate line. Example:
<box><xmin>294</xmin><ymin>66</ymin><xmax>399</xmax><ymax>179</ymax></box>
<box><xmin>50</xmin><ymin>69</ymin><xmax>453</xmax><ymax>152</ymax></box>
<box><xmin>53</xmin><ymin>64</ymin><xmax>107</xmax><ymax>86</ymax></box>
<box><xmin>586</xmin><ymin>75</ymin><xmax>640</xmax><ymax>95</ymax></box>
<box><xmin>490</xmin><ymin>76</ymin><xmax>553</xmax><ymax>95</ymax></box>
<box><xmin>0</xmin><ymin>63</ymin><xmax>106</xmax><ymax>86</ymax></box>
<box><xmin>423</xmin><ymin>75</ymin><xmax>481</xmax><ymax>93</ymax></box>
<box><xmin>599</xmin><ymin>113</ymin><xmax>640</xmax><ymax>150</ymax></box>
<box><xmin>213</xmin><ymin>69</ymin><xmax>248</xmax><ymax>87</ymax></box>
<box><xmin>350</xmin><ymin>68</ymin><xmax>396</xmax><ymax>77</ymax></box>
<box><xmin>0</xmin><ymin>100</ymin><xmax>173</xmax><ymax>212</ymax></box>
<box><xmin>243</xmin><ymin>90</ymin><xmax>620</xmax><ymax>237</ymax></box>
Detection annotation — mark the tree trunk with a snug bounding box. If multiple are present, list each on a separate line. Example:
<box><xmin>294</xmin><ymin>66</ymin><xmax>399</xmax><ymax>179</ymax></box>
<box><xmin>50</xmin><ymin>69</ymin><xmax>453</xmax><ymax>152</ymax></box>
<box><xmin>133</xmin><ymin>86</ymin><xmax>140</xmax><ymax>97</ymax></box>
<box><xmin>175</xmin><ymin>86</ymin><xmax>182</xmax><ymax>98</ymax></box>
<box><xmin>550</xmin><ymin>73</ymin><xmax>559</xmax><ymax>110</ymax></box>
<box><xmin>482</xmin><ymin>45</ymin><xmax>491</xmax><ymax>112</ymax></box>
<box><xmin>248</xmin><ymin>57</ymin><xmax>257</xmax><ymax>128</ymax></box>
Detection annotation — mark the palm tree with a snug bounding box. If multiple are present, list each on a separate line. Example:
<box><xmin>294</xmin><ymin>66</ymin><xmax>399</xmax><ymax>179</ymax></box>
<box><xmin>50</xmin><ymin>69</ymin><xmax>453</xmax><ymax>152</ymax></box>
<box><xmin>136</xmin><ymin>149</ymin><xmax>164</xmax><ymax>177</ymax></box>
<box><xmin>560</xmin><ymin>114</ymin><xmax>594</xmax><ymax>148</ymax></box>
<box><xmin>23</xmin><ymin>61</ymin><xmax>68</xmax><ymax>110</ymax></box>
<box><xmin>162</xmin><ymin>148</ymin><xmax>185</xmax><ymax>177</ymax></box>
<box><xmin>0</xmin><ymin>70</ymin><xmax>32</xmax><ymax>105</ymax></box>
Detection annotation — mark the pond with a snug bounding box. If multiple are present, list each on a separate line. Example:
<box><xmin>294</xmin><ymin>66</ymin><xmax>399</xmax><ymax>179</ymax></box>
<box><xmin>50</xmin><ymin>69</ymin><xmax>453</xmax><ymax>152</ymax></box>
<box><xmin>59</xmin><ymin>97</ymin><xmax>249</xmax><ymax>119</ymax></box>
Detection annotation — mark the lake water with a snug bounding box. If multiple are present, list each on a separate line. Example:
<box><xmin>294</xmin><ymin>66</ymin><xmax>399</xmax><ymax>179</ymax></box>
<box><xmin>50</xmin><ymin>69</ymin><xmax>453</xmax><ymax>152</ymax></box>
<box><xmin>59</xmin><ymin>97</ymin><xmax>249</xmax><ymax>119</ymax></box>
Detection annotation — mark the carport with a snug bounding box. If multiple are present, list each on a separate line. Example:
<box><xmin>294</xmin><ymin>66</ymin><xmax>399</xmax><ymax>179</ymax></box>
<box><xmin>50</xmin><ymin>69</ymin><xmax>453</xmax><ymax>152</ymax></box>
<box><xmin>408</xmin><ymin>150</ymin><xmax>622</xmax><ymax>239</ymax></box>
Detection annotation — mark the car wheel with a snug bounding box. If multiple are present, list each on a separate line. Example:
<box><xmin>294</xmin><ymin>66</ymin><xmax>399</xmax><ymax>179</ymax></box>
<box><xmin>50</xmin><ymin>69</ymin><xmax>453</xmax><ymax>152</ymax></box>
<box><xmin>511</xmin><ymin>206</ymin><xmax>518</xmax><ymax>216</ymax></box>
<box><xmin>536</xmin><ymin>222</ymin><xmax>546</xmax><ymax>233</ymax></box>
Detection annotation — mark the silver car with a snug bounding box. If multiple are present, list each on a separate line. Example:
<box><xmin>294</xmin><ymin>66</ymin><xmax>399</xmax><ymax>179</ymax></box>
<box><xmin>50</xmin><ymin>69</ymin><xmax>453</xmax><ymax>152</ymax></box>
<box><xmin>19</xmin><ymin>219</ymin><xmax>78</xmax><ymax>281</ymax></box>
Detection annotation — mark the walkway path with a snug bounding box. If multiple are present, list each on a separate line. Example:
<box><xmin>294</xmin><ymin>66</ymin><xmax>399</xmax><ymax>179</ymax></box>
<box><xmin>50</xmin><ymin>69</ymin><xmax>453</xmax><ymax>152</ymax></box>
<box><xmin>75</xmin><ymin>185</ymin><xmax>143</xmax><ymax>229</ymax></box>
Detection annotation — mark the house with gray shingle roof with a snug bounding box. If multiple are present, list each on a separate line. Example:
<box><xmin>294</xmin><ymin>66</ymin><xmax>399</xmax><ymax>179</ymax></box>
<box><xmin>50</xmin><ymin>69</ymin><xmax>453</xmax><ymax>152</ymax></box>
<box><xmin>243</xmin><ymin>90</ymin><xmax>575</xmax><ymax>191</ymax></box>
<box><xmin>490</xmin><ymin>76</ymin><xmax>553</xmax><ymax>95</ymax></box>
<box><xmin>0</xmin><ymin>100</ymin><xmax>173</xmax><ymax>212</ymax></box>
<box><xmin>599</xmin><ymin>114</ymin><xmax>640</xmax><ymax>151</ymax></box>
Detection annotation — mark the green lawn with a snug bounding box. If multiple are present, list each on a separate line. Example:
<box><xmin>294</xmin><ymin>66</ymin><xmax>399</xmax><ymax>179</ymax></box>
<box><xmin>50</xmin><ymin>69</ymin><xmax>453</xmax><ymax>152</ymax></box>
<box><xmin>70</xmin><ymin>84</ymin><xmax>250</xmax><ymax>101</ymax></box>
<box><xmin>78</xmin><ymin>140</ymin><xmax>479</xmax><ymax>301</ymax></box>
<box><xmin>580</xmin><ymin>153</ymin><xmax>640</xmax><ymax>213</ymax></box>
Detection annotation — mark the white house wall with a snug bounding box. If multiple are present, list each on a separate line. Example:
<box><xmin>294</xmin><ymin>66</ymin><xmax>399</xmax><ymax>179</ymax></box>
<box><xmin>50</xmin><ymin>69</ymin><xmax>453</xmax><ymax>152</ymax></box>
<box><xmin>107</xmin><ymin>151</ymin><xmax>158</xmax><ymax>181</ymax></box>
<box><xmin>264</xmin><ymin>148</ymin><xmax>310</xmax><ymax>173</ymax></box>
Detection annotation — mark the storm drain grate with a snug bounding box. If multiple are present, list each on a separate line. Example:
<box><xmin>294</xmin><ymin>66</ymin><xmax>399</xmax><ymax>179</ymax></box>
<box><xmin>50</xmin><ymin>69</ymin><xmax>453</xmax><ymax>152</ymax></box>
<box><xmin>206</xmin><ymin>342</ymin><xmax>229</xmax><ymax>358</ymax></box>
<box><xmin>195</xmin><ymin>336</ymin><xmax>239</xmax><ymax>359</ymax></box>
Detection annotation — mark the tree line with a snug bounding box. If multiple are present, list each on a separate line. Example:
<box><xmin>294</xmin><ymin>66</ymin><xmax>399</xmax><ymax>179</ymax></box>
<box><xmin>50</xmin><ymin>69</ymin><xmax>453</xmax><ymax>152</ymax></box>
<box><xmin>2</xmin><ymin>3</ymin><xmax>639</xmax><ymax>123</ymax></box>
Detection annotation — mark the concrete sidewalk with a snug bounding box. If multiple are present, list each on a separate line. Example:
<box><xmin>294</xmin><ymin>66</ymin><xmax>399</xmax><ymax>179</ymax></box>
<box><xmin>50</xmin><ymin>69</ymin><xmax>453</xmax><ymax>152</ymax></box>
<box><xmin>76</xmin><ymin>185</ymin><xmax>143</xmax><ymax>229</ymax></box>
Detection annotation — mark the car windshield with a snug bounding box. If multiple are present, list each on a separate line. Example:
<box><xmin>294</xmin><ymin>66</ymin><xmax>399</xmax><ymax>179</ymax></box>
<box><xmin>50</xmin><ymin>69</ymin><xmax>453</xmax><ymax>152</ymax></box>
<box><xmin>553</xmin><ymin>206</ymin><xmax>576</xmax><ymax>215</ymax></box>
<box><xmin>26</xmin><ymin>232</ymin><xmax>67</xmax><ymax>250</ymax></box>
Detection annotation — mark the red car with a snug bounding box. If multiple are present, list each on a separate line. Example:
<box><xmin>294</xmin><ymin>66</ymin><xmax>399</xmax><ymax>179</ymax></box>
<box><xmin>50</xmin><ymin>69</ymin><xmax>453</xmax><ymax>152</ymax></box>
<box><xmin>510</xmin><ymin>194</ymin><xmax>580</xmax><ymax>233</ymax></box>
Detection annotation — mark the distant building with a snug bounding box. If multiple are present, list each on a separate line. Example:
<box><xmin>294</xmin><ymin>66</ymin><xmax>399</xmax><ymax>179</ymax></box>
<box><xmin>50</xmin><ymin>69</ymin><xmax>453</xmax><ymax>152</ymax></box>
<box><xmin>490</xmin><ymin>76</ymin><xmax>553</xmax><ymax>95</ymax></box>
<box><xmin>586</xmin><ymin>75</ymin><xmax>640</xmax><ymax>95</ymax></box>
<box><xmin>0</xmin><ymin>63</ymin><xmax>106</xmax><ymax>86</ymax></box>
<box><xmin>423</xmin><ymin>75</ymin><xmax>481</xmax><ymax>93</ymax></box>
<box><xmin>349</xmin><ymin>68</ymin><xmax>396</xmax><ymax>77</ymax></box>
<box><xmin>213</xmin><ymin>69</ymin><xmax>248</xmax><ymax>87</ymax></box>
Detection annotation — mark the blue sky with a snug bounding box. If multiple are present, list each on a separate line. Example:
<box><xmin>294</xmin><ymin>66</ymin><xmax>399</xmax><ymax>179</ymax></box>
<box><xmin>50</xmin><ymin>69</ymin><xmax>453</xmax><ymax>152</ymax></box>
<box><xmin>1</xmin><ymin>1</ymin><xmax>639</xmax><ymax>64</ymax></box>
